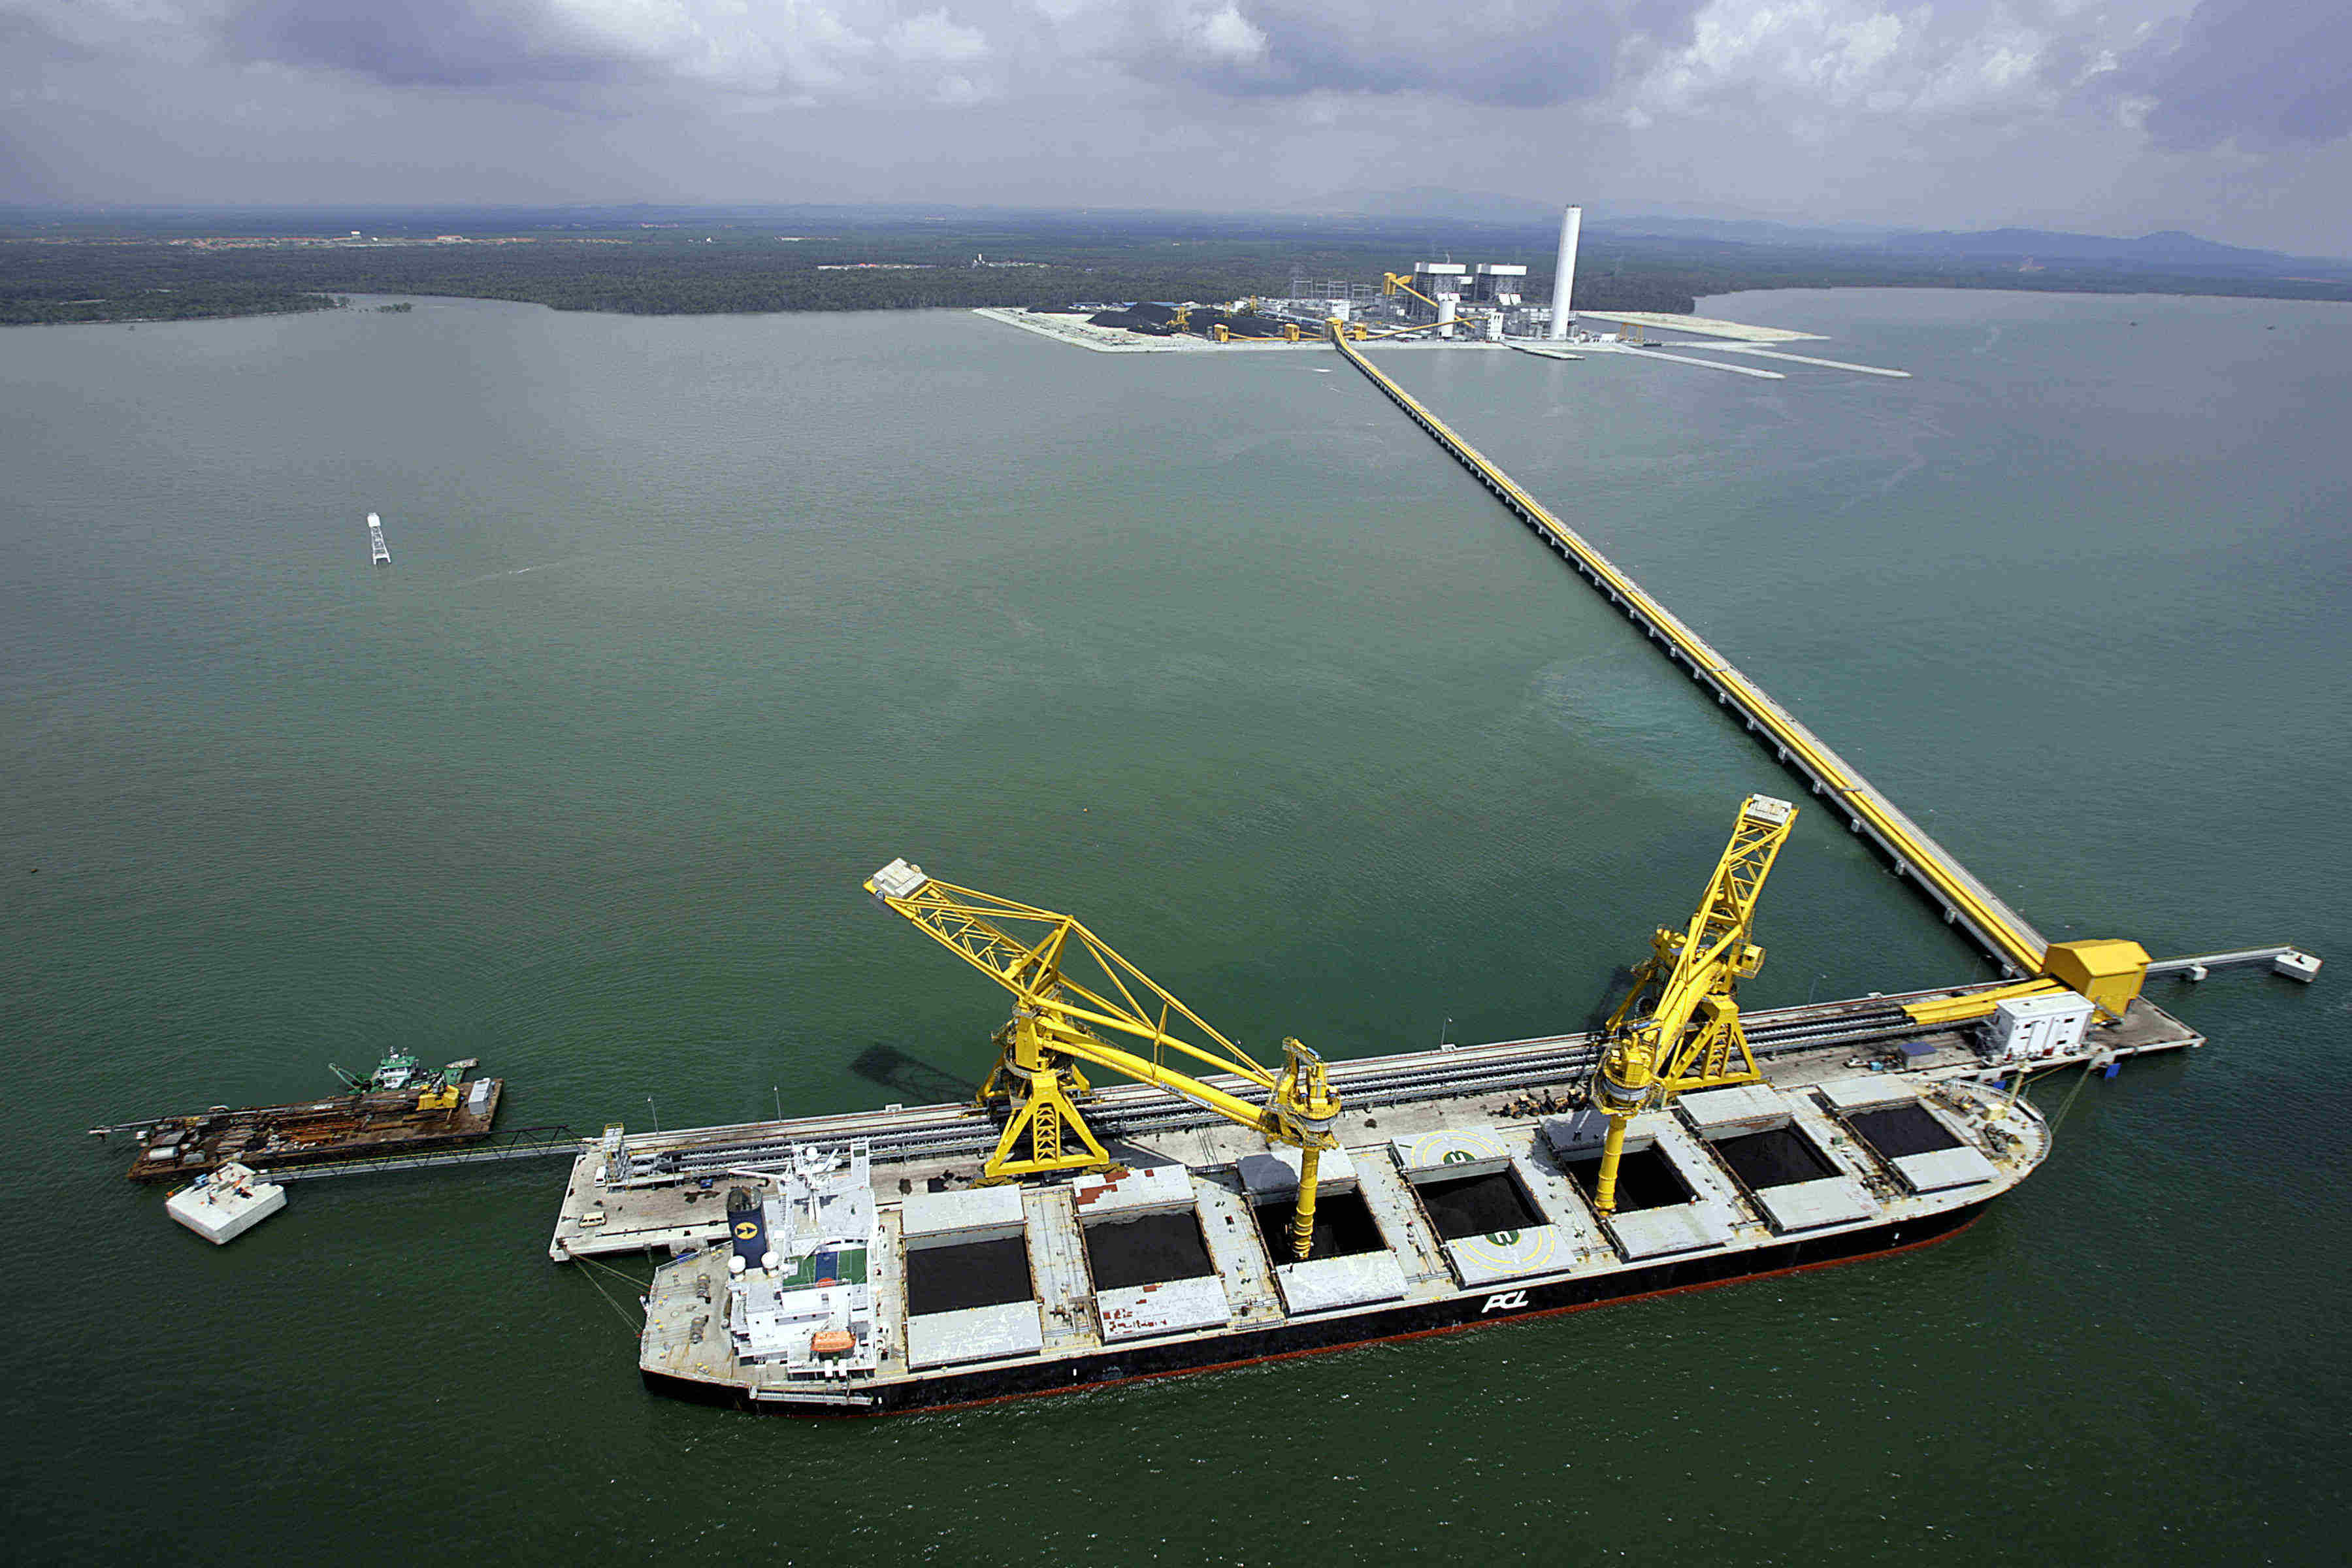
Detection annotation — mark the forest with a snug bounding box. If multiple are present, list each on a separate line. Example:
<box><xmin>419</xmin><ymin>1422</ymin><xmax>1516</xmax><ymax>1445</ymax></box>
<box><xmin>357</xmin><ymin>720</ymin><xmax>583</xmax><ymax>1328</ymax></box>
<box><xmin>6</xmin><ymin>208</ymin><xmax>2349</xmax><ymax>327</ymax></box>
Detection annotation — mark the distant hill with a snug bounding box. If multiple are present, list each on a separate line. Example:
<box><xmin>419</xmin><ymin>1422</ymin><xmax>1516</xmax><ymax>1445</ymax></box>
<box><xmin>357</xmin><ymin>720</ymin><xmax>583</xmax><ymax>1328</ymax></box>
<box><xmin>1339</xmin><ymin>188</ymin><xmax>1560</xmax><ymax>227</ymax></box>
<box><xmin>1882</xmin><ymin>227</ymin><xmax>2300</xmax><ymax>270</ymax></box>
<box><xmin>1590</xmin><ymin>215</ymin><xmax>1908</xmax><ymax>246</ymax></box>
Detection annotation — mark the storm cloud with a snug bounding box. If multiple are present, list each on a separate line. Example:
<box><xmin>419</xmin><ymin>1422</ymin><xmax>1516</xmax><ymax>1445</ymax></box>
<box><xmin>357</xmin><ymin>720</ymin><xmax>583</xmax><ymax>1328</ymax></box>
<box><xmin>3</xmin><ymin>0</ymin><xmax>2349</xmax><ymax>251</ymax></box>
<box><xmin>183</xmin><ymin>0</ymin><xmax>1713</xmax><ymax>108</ymax></box>
<box><xmin>2113</xmin><ymin>0</ymin><xmax>2352</xmax><ymax>151</ymax></box>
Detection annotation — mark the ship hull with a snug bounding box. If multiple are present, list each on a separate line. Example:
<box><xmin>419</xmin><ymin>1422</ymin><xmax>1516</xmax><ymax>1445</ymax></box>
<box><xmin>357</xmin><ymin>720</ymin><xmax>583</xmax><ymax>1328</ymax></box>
<box><xmin>643</xmin><ymin>1198</ymin><xmax>1987</xmax><ymax>1416</ymax></box>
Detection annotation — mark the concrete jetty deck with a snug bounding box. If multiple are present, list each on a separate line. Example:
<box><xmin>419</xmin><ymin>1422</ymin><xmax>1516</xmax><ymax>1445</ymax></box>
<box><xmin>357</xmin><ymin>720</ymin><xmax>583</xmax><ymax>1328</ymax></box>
<box><xmin>1334</xmin><ymin>333</ymin><xmax>2048</xmax><ymax>976</ymax></box>
<box><xmin>551</xmin><ymin>985</ymin><xmax>2199</xmax><ymax>1262</ymax></box>
<box><xmin>1667</xmin><ymin>343</ymin><xmax>1913</xmax><ymax>378</ymax></box>
<box><xmin>1568</xmin><ymin>310</ymin><xmax>1827</xmax><ymax>343</ymax></box>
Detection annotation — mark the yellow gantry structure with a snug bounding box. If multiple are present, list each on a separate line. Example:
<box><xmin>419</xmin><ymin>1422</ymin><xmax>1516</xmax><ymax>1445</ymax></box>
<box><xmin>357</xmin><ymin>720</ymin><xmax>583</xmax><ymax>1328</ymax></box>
<box><xmin>863</xmin><ymin>859</ymin><xmax>1341</xmax><ymax>1258</ymax></box>
<box><xmin>1590</xmin><ymin>795</ymin><xmax>1799</xmax><ymax>1213</ymax></box>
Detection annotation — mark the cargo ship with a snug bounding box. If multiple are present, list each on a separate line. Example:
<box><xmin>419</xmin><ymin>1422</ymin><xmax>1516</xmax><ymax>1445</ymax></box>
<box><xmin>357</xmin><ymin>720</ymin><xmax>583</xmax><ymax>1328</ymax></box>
<box><xmin>567</xmin><ymin>802</ymin><xmax>2204</xmax><ymax>1415</ymax></box>
<box><xmin>95</xmin><ymin>1053</ymin><xmax>503</xmax><ymax>1182</ymax></box>
<box><xmin>627</xmin><ymin>1064</ymin><xmax>2063</xmax><ymax>1414</ymax></box>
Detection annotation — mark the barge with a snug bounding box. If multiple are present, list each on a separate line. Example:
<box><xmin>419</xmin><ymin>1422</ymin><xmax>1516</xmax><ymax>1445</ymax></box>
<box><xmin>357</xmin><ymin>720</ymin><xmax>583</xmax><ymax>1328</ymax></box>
<box><xmin>96</xmin><ymin>1053</ymin><xmax>503</xmax><ymax>1182</ymax></box>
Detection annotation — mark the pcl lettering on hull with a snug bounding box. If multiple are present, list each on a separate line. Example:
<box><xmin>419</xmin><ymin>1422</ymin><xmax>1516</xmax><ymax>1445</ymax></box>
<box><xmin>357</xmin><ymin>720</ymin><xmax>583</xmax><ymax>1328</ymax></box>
<box><xmin>1481</xmin><ymin>1290</ymin><xmax>1529</xmax><ymax>1313</ymax></box>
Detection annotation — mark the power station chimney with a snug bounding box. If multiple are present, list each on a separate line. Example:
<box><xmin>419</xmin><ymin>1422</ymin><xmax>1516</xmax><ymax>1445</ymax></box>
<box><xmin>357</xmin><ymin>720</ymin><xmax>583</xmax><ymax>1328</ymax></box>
<box><xmin>1546</xmin><ymin>204</ymin><xmax>1582</xmax><ymax>341</ymax></box>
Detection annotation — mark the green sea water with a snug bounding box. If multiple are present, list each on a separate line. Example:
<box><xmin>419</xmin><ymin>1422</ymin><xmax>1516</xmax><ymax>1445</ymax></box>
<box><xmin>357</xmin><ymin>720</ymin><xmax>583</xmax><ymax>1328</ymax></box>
<box><xmin>2</xmin><ymin>290</ymin><xmax>2345</xmax><ymax>1563</ymax></box>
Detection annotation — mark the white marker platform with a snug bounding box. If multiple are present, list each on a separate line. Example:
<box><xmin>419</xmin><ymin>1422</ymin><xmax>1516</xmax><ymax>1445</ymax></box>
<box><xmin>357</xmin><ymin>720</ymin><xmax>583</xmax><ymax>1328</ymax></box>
<box><xmin>166</xmin><ymin>1162</ymin><xmax>287</xmax><ymax>1245</ymax></box>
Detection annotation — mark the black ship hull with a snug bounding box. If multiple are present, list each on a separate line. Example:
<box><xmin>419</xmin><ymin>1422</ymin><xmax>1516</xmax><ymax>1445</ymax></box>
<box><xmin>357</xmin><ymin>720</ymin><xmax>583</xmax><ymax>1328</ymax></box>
<box><xmin>644</xmin><ymin>1198</ymin><xmax>1989</xmax><ymax>1416</ymax></box>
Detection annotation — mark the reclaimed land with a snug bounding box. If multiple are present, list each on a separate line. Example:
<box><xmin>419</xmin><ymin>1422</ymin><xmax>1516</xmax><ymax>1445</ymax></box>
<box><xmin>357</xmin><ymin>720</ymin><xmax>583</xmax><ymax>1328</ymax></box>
<box><xmin>7</xmin><ymin>206</ymin><xmax>2351</xmax><ymax>326</ymax></box>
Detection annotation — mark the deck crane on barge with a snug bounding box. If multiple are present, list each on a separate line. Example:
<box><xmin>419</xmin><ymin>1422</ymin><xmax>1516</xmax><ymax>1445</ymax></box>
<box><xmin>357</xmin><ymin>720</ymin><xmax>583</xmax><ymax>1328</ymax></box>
<box><xmin>864</xmin><ymin>858</ymin><xmax>1341</xmax><ymax>1259</ymax></box>
<box><xmin>1588</xmin><ymin>794</ymin><xmax>1799</xmax><ymax>1213</ymax></box>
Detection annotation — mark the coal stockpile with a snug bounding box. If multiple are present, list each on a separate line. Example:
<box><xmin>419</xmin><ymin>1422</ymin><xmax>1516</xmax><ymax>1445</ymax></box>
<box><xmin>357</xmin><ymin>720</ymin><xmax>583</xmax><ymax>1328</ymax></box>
<box><xmin>1088</xmin><ymin>302</ymin><xmax>1179</xmax><ymax>333</ymax></box>
<box><xmin>1085</xmin><ymin>303</ymin><xmax>1293</xmax><ymax>338</ymax></box>
<box><xmin>1195</xmin><ymin>308</ymin><xmax>1290</xmax><ymax>338</ymax></box>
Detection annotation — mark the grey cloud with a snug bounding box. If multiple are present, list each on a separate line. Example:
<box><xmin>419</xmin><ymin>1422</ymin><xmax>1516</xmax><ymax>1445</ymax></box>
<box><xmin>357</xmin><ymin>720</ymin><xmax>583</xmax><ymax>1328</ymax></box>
<box><xmin>1159</xmin><ymin>1</ymin><xmax>1702</xmax><ymax>108</ymax></box>
<box><xmin>222</xmin><ymin>1</ymin><xmax>640</xmax><ymax>89</ymax></box>
<box><xmin>2114</xmin><ymin>0</ymin><xmax>2352</xmax><ymax>150</ymax></box>
<box><xmin>195</xmin><ymin>0</ymin><xmax>1701</xmax><ymax>110</ymax></box>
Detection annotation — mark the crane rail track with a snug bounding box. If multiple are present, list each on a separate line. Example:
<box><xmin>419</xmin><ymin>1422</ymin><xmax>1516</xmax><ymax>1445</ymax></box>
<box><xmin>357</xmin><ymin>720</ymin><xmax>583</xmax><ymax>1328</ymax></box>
<box><xmin>612</xmin><ymin>1007</ymin><xmax>1940</xmax><ymax>1183</ymax></box>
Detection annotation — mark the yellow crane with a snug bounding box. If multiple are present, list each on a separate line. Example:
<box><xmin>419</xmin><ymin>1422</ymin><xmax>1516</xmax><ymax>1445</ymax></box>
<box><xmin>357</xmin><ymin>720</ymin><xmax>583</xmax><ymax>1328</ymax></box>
<box><xmin>863</xmin><ymin>859</ymin><xmax>1342</xmax><ymax>1258</ymax></box>
<box><xmin>1211</xmin><ymin>321</ymin><xmax>1303</xmax><ymax>344</ymax></box>
<box><xmin>1588</xmin><ymin>794</ymin><xmax>1798</xmax><ymax>1213</ymax></box>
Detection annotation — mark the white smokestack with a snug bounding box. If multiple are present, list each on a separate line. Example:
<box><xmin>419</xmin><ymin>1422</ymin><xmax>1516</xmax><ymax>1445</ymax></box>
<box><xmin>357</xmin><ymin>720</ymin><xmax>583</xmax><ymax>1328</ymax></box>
<box><xmin>1547</xmin><ymin>204</ymin><xmax>1582</xmax><ymax>341</ymax></box>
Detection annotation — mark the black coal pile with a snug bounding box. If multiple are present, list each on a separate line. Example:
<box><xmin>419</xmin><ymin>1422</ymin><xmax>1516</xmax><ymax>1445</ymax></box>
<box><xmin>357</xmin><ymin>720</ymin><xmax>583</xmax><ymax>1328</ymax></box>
<box><xmin>1088</xmin><ymin>302</ymin><xmax>1180</xmax><ymax>333</ymax></box>
<box><xmin>1194</xmin><ymin>308</ymin><xmax>1290</xmax><ymax>338</ymax></box>
<box><xmin>1086</xmin><ymin>303</ymin><xmax>1300</xmax><ymax>339</ymax></box>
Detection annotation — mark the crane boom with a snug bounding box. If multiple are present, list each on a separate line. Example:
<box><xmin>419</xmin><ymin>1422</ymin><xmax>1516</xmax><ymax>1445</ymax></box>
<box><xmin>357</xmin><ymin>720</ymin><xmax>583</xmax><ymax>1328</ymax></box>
<box><xmin>864</xmin><ymin>860</ymin><xmax>1340</xmax><ymax>1257</ymax></box>
<box><xmin>1590</xmin><ymin>795</ymin><xmax>1799</xmax><ymax>1213</ymax></box>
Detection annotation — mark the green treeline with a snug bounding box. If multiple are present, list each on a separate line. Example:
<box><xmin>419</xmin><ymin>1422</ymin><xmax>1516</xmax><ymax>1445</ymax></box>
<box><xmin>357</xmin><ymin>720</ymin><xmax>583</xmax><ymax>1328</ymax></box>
<box><xmin>0</xmin><ymin>270</ymin><xmax>344</xmax><ymax>325</ymax></box>
<box><xmin>6</xmin><ymin>214</ymin><xmax>2349</xmax><ymax>327</ymax></box>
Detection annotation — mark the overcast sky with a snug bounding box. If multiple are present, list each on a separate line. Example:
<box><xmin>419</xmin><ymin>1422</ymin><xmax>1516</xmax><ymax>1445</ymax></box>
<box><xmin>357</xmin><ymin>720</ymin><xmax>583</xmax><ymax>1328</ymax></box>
<box><xmin>4</xmin><ymin>0</ymin><xmax>2348</xmax><ymax>252</ymax></box>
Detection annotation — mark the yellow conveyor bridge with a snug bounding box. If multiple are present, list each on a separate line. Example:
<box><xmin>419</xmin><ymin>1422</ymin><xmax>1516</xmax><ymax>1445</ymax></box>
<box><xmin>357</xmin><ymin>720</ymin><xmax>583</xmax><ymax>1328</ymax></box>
<box><xmin>1326</xmin><ymin>325</ymin><xmax>2166</xmax><ymax>1020</ymax></box>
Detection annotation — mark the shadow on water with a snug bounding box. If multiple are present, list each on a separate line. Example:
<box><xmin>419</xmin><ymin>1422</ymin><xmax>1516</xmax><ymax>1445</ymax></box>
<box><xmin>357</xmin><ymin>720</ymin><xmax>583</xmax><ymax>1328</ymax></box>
<box><xmin>1586</xmin><ymin>962</ymin><xmax>1642</xmax><ymax>1033</ymax></box>
<box><xmin>848</xmin><ymin>1043</ymin><xmax>975</xmax><ymax>1107</ymax></box>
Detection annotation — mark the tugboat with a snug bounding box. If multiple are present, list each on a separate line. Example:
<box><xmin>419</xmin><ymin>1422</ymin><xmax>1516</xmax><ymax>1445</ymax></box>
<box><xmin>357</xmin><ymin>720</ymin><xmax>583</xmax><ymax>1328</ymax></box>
<box><xmin>93</xmin><ymin>1053</ymin><xmax>504</xmax><ymax>1182</ymax></box>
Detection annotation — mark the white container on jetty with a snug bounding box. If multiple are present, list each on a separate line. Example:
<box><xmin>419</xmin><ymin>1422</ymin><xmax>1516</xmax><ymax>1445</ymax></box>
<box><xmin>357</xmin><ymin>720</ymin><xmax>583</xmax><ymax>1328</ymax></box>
<box><xmin>166</xmin><ymin>1161</ymin><xmax>286</xmax><ymax>1245</ymax></box>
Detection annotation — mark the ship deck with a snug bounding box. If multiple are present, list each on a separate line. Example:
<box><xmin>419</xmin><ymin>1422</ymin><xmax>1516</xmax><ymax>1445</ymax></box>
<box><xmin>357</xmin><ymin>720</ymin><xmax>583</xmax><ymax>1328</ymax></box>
<box><xmin>636</xmin><ymin>1071</ymin><xmax>2044</xmax><ymax>1411</ymax></box>
<box><xmin>587</xmin><ymin>990</ymin><xmax>2200</xmax><ymax>1413</ymax></box>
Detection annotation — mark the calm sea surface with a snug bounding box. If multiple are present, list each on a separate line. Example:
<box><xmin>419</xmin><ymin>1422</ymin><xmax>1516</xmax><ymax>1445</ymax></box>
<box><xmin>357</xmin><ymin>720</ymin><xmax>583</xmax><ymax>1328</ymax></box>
<box><xmin>3</xmin><ymin>289</ymin><xmax>2347</xmax><ymax>1562</ymax></box>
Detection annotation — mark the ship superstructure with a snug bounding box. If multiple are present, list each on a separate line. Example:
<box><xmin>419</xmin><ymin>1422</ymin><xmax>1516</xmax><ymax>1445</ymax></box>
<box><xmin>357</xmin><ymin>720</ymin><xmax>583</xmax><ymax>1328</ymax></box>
<box><xmin>719</xmin><ymin>1142</ymin><xmax>880</xmax><ymax>1383</ymax></box>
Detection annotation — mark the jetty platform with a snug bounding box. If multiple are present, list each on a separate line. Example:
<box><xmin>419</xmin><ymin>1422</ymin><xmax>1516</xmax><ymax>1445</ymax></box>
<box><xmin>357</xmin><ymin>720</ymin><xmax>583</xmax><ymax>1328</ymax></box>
<box><xmin>550</xmin><ymin>984</ymin><xmax>2200</xmax><ymax>1262</ymax></box>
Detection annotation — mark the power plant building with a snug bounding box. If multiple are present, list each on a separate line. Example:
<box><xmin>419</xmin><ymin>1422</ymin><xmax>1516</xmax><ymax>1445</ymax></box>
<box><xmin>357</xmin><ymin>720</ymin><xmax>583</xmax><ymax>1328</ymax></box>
<box><xmin>1469</xmin><ymin>264</ymin><xmax>1526</xmax><ymax>304</ymax></box>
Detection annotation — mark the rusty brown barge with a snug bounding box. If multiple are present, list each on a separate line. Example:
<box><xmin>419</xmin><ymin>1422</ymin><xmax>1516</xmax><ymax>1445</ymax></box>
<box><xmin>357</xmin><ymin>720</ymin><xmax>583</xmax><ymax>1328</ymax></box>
<box><xmin>95</xmin><ymin>1053</ymin><xmax>504</xmax><ymax>1183</ymax></box>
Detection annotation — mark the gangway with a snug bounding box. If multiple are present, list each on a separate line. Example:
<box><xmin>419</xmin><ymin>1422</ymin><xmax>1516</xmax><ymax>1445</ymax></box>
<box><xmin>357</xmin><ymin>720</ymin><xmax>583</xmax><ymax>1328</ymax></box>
<box><xmin>255</xmin><ymin>1124</ymin><xmax>580</xmax><ymax>1183</ymax></box>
